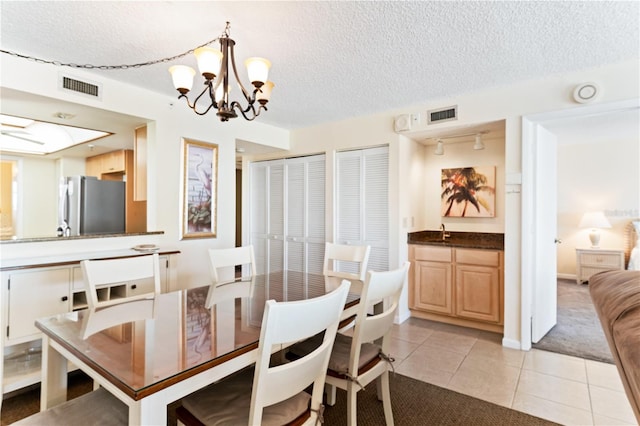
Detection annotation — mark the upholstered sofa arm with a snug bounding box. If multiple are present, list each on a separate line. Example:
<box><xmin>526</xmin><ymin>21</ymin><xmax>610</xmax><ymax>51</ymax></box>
<box><xmin>589</xmin><ymin>270</ymin><xmax>640</xmax><ymax>423</ymax></box>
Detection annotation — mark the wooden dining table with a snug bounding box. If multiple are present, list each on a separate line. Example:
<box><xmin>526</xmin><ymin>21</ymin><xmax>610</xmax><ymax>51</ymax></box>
<box><xmin>35</xmin><ymin>270</ymin><xmax>360</xmax><ymax>425</ymax></box>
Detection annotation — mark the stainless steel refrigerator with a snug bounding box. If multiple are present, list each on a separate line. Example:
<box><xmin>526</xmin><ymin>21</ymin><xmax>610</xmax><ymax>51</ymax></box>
<box><xmin>59</xmin><ymin>176</ymin><xmax>125</xmax><ymax>236</ymax></box>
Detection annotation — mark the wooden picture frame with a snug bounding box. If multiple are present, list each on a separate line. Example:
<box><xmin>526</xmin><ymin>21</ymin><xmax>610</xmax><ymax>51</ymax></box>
<box><xmin>181</xmin><ymin>138</ymin><xmax>218</xmax><ymax>239</ymax></box>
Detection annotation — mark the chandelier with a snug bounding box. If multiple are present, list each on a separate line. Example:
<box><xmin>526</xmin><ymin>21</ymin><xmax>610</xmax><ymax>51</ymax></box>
<box><xmin>169</xmin><ymin>22</ymin><xmax>274</xmax><ymax>122</ymax></box>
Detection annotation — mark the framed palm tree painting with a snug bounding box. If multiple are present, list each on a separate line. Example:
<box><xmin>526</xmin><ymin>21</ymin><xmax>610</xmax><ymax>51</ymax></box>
<box><xmin>441</xmin><ymin>166</ymin><xmax>495</xmax><ymax>217</ymax></box>
<box><xmin>181</xmin><ymin>138</ymin><xmax>218</xmax><ymax>239</ymax></box>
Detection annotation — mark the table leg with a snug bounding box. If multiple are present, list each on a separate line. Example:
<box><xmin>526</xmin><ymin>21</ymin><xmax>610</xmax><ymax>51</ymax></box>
<box><xmin>128</xmin><ymin>394</ymin><xmax>167</xmax><ymax>426</ymax></box>
<box><xmin>40</xmin><ymin>335</ymin><xmax>68</xmax><ymax>411</ymax></box>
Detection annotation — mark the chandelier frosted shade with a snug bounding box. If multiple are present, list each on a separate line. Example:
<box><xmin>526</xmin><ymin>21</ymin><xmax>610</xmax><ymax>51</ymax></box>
<box><xmin>194</xmin><ymin>47</ymin><xmax>223</xmax><ymax>80</ymax></box>
<box><xmin>168</xmin><ymin>22</ymin><xmax>274</xmax><ymax>122</ymax></box>
<box><xmin>256</xmin><ymin>81</ymin><xmax>274</xmax><ymax>104</ymax></box>
<box><xmin>245</xmin><ymin>57</ymin><xmax>271</xmax><ymax>87</ymax></box>
<box><xmin>169</xmin><ymin>65</ymin><xmax>196</xmax><ymax>94</ymax></box>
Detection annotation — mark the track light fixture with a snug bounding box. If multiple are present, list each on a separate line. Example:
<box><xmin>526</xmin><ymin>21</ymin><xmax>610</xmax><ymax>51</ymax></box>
<box><xmin>430</xmin><ymin>130</ymin><xmax>489</xmax><ymax>155</ymax></box>
<box><xmin>473</xmin><ymin>133</ymin><xmax>485</xmax><ymax>150</ymax></box>
<box><xmin>169</xmin><ymin>22</ymin><xmax>274</xmax><ymax>122</ymax></box>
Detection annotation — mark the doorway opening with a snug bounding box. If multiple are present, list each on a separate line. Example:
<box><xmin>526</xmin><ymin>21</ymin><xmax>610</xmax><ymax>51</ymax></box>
<box><xmin>522</xmin><ymin>98</ymin><xmax>639</xmax><ymax>357</ymax></box>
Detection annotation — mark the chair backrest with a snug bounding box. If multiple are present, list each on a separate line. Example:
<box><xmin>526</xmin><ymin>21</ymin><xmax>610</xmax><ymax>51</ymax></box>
<box><xmin>80</xmin><ymin>254</ymin><xmax>161</xmax><ymax>340</ymax></box>
<box><xmin>208</xmin><ymin>245</ymin><xmax>257</xmax><ymax>287</ymax></box>
<box><xmin>323</xmin><ymin>242</ymin><xmax>371</xmax><ymax>292</ymax></box>
<box><xmin>205</xmin><ymin>278</ymin><xmax>254</xmax><ymax>309</ymax></box>
<box><xmin>81</xmin><ymin>253</ymin><xmax>161</xmax><ymax>312</ymax></box>
<box><xmin>249</xmin><ymin>280</ymin><xmax>351</xmax><ymax>425</ymax></box>
<box><xmin>348</xmin><ymin>262</ymin><xmax>410</xmax><ymax>375</ymax></box>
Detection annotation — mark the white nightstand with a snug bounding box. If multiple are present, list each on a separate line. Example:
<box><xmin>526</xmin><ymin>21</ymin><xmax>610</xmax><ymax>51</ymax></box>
<box><xmin>575</xmin><ymin>248</ymin><xmax>625</xmax><ymax>284</ymax></box>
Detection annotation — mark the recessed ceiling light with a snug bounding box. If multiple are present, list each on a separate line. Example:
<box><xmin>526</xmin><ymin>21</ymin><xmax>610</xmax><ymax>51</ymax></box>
<box><xmin>55</xmin><ymin>112</ymin><xmax>75</xmax><ymax>120</ymax></box>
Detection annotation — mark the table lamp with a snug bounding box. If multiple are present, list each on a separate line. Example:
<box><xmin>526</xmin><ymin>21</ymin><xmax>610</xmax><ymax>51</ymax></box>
<box><xmin>578</xmin><ymin>211</ymin><xmax>611</xmax><ymax>248</ymax></box>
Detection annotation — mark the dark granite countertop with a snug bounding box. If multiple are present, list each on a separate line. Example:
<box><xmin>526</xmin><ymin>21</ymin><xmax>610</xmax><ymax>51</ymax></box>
<box><xmin>408</xmin><ymin>230</ymin><xmax>504</xmax><ymax>250</ymax></box>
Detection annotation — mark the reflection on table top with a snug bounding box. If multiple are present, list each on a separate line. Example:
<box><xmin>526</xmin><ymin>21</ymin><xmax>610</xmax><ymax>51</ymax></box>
<box><xmin>35</xmin><ymin>271</ymin><xmax>359</xmax><ymax>400</ymax></box>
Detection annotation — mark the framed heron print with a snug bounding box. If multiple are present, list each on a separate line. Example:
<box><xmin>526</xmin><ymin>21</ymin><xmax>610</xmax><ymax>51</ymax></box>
<box><xmin>181</xmin><ymin>138</ymin><xmax>218</xmax><ymax>239</ymax></box>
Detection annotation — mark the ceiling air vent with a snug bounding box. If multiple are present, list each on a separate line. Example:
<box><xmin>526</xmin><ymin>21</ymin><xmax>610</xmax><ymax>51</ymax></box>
<box><xmin>428</xmin><ymin>105</ymin><xmax>457</xmax><ymax>125</ymax></box>
<box><xmin>58</xmin><ymin>74</ymin><xmax>102</xmax><ymax>100</ymax></box>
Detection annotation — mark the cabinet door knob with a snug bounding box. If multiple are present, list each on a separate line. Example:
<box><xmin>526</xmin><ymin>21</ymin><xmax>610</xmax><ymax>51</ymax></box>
<box><xmin>554</xmin><ymin>238</ymin><xmax>562</xmax><ymax>244</ymax></box>
<box><xmin>61</xmin><ymin>296</ymin><xmax>68</xmax><ymax>302</ymax></box>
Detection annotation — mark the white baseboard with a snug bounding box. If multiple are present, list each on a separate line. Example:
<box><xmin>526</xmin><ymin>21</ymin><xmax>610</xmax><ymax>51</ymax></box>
<box><xmin>557</xmin><ymin>273</ymin><xmax>576</xmax><ymax>281</ymax></box>
<box><xmin>502</xmin><ymin>337</ymin><xmax>523</xmax><ymax>350</ymax></box>
<box><xmin>395</xmin><ymin>309</ymin><xmax>411</xmax><ymax>324</ymax></box>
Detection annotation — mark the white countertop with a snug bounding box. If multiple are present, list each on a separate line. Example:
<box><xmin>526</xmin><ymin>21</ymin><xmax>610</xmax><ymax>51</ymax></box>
<box><xmin>0</xmin><ymin>247</ymin><xmax>180</xmax><ymax>270</ymax></box>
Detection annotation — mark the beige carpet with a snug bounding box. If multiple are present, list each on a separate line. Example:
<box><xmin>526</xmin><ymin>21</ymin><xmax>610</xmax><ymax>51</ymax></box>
<box><xmin>2</xmin><ymin>371</ymin><xmax>557</xmax><ymax>426</ymax></box>
<box><xmin>532</xmin><ymin>279</ymin><xmax>613</xmax><ymax>364</ymax></box>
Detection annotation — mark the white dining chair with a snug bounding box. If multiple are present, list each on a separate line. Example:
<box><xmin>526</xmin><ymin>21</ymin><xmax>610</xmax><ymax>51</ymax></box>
<box><xmin>80</xmin><ymin>253</ymin><xmax>161</xmax><ymax>339</ymax></box>
<box><xmin>323</xmin><ymin>242</ymin><xmax>371</xmax><ymax>294</ymax></box>
<box><xmin>208</xmin><ymin>245</ymin><xmax>257</xmax><ymax>286</ymax></box>
<box><xmin>176</xmin><ymin>280</ymin><xmax>351</xmax><ymax>426</ymax></box>
<box><xmin>290</xmin><ymin>261</ymin><xmax>410</xmax><ymax>426</ymax></box>
<box><xmin>205</xmin><ymin>245</ymin><xmax>257</xmax><ymax>308</ymax></box>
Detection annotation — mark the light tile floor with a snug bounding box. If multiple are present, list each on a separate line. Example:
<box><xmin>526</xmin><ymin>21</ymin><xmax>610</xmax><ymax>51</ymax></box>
<box><xmin>391</xmin><ymin>318</ymin><xmax>637</xmax><ymax>426</ymax></box>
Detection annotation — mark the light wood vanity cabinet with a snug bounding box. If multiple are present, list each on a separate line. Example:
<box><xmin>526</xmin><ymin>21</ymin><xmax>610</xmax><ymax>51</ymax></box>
<box><xmin>412</xmin><ymin>246</ymin><xmax>453</xmax><ymax>315</ymax></box>
<box><xmin>409</xmin><ymin>245</ymin><xmax>503</xmax><ymax>332</ymax></box>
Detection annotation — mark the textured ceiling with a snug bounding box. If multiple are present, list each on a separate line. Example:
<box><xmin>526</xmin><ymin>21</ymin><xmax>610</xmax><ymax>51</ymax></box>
<box><xmin>1</xmin><ymin>1</ymin><xmax>639</xmax><ymax>130</ymax></box>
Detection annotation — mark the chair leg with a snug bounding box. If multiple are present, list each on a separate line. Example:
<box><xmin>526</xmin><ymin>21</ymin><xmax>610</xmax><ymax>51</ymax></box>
<box><xmin>346</xmin><ymin>382</ymin><xmax>358</xmax><ymax>426</ymax></box>
<box><xmin>325</xmin><ymin>383</ymin><xmax>337</xmax><ymax>406</ymax></box>
<box><xmin>380</xmin><ymin>371</ymin><xmax>394</xmax><ymax>426</ymax></box>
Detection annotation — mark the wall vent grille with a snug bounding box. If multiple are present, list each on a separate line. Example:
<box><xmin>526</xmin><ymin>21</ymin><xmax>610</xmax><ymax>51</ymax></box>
<box><xmin>428</xmin><ymin>105</ymin><xmax>457</xmax><ymax>124</ymax></box>
<box><xmin>59</xmin><ymin>75</ymin><xmax>102</xmax><ymax>99</ymax></box>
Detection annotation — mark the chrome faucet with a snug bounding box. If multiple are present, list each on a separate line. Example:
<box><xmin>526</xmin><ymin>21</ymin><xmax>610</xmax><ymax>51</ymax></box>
<box><xmin>440</xmin><ymin>224</ymin><xmax>451</xmax><ymax>241</ymax></box>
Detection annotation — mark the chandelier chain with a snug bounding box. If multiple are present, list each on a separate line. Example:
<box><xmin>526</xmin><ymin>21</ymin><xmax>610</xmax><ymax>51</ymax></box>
<box><xmin>0</xmin><ymin>36</ymin><xmax>221</xmax><ymax>70</ymax></box>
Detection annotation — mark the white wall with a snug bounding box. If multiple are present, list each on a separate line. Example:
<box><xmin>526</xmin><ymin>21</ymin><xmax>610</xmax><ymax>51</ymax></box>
<box><xmin>557</xmin><ymin>136</ymin><xmax>639</xmax><ymax>276</ymax></box>
<box><xmin>2</xmin><ymin>51</ymin><xmax>638</xmax><ymax>348</ymax></box>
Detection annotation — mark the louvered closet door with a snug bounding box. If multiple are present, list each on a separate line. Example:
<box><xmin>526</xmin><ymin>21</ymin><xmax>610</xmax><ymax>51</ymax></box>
<box><xmin>250</xmin><ymin>155</ymin><xmax>325</xmax><ymax>290</ymax></box>
<box><xmin>336</xmin><ymin>146</ymin><xmax>389</xmax><ymax>272</ymax></box>
<box><xmin>250</xmin><ymin>159</ymin><xmax>284</xmax><ymax>276</ymax></box>
<box><xmin>285</xmin><ymin>155</ymin><xmax>326</xmax><ymax>298</ymax></box>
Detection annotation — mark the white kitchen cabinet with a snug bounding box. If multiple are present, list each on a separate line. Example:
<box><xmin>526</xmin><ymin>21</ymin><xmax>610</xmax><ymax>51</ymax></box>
<box><xmin>6</xmin><ymin>267</ymin><xmax>71</xmax><ymax>342</ymax></box>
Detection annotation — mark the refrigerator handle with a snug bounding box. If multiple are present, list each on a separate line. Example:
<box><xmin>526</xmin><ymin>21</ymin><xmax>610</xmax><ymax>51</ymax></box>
<box><xmin>57</xmin><ymin>178</ymin><xmax>70</xmax><ymax>236</ymax></box>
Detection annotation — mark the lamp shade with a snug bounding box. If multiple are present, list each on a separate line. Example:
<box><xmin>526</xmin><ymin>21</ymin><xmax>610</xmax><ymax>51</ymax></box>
<box><xmin>578</xmin><ymin>211</ymin><xmax>611</xmax><ymax>229</ymax></box>
<box><xmin>245</xmin><ymin>57</ymin><xmax>271</xmax><ymax>86</ymax></box>
<box><xmin>169</xmin><ymin>65</ymin><xmax>196</xmax><ymax>93</ymax></box>
<box><xmin>194</xmin><ymin>47</ymin><xmax>222</xmax><ymax>80</ymax></box>
<box><xmin>256</xmin><ymin>81</ymin><xmax>274</xmax><ymax>105</ymax></box>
